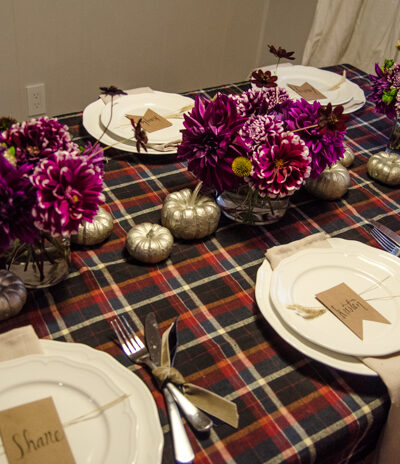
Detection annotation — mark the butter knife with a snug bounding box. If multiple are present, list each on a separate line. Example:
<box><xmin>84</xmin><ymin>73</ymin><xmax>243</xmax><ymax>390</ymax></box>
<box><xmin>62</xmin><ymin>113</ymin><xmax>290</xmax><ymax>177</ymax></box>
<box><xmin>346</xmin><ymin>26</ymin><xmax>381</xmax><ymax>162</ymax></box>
<box><xmin>145</xmin><ymin>313</ymin><xmax>213</xmax><ymax>433</ymax></box>
<box><xmin>370</xmin><ymin>220</ymin><xmax>400</xmax><ymax>247</ymax></box>
<box><xmin>145</xmin><ymin>313</ymin><xmax>194</xmax><ymax>464</ymax></box>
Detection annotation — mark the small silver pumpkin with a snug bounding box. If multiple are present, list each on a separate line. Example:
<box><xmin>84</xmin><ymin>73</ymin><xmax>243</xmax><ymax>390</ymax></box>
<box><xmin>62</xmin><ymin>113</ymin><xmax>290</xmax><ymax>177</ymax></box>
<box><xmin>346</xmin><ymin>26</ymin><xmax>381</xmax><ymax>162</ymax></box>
<box><xmin>0</xmin><ymin>270</ymin><xmax>27</xmax><ymax>321</ymax></box>
<box><xmin>71</xmin><ymin>206</ymin><xmax>114</xmax><ymax>245</ymax></box>
<box><xmin>126</xmin><ymin>223</ymin><xmax>174</xmax><ymax>264</ymax></box>
<box><xmin>367</xmin><ymin>151</ymin><xmax>400</xmax><ymax>186</ymax></box>
<box><xmin>161</xmin><ymin>183</ymin><xmax>221</xmax><ymax>240</ymax></box>
<box><xmin>339</xmin><ymin>145</ymin><xmax>355</xmax><ymax>168</ymax></box>
<box><xmin>305</xmin><ymin>162</ymin><xmax>351</xmax><ymax>200</ymax></box>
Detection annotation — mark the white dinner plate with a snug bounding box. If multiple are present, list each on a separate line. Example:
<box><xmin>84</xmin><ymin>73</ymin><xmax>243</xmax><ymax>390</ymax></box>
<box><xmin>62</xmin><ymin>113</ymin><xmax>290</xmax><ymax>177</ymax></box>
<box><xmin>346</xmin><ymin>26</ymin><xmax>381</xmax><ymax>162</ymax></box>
<box><xmin>83</xmin><ymin>95</ymin><xmax>178</xmax><ymax>155</ymax></box>
<box><xmin>255</xmin><ymin>238</ymin><xmax>376</xmax><ymax>376</ymax></box>
<box><xmin>267</xmin><ymin>65</ymin><xmax>353</xmax><ymax>106</ymax></box>
<box><xmin>0</xmin><ymin>341</ymin><xmax>163</xmax><ymax>464</ymax></box>
<box><xmin>270</xmin><ymin>243</ymin><xmax>400</xmax><ymax>357</ymax></box>
<box><xmin>100</xmin><ymin>92</ymin><xmax>193</xmax><ymax>144</ymax></box>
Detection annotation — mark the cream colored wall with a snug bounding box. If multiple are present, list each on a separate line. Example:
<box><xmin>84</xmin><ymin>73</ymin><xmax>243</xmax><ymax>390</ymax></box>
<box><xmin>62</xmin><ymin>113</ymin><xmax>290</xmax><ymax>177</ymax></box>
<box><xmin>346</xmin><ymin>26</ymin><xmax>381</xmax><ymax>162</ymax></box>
<box><xmin>0</xmin><ymin>0</ymin><xmax>316</xmax><ymax>121</ymax></box>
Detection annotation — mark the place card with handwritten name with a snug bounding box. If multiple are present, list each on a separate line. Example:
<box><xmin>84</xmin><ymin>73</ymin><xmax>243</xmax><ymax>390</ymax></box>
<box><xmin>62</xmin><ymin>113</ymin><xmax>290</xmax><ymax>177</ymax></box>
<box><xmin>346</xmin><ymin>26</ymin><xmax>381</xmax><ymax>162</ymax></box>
<box><xmin>315</xmin><ymin>282</ymin><xmax>391</xmax><ymax>340</ymax></box>
<box><xmin>126</xmin><ymin>108</ymin><xmax>172</xmax><ymax>133</ymax></box>
<box><xmin>287</xmin><ymin>82</ymin><xmax>327</xmax><ymax>101</ymax></box>
<box><xmin>0</xmin><ymin>397</ymin><xmax>76</xmax><ymax>464</ymax></box>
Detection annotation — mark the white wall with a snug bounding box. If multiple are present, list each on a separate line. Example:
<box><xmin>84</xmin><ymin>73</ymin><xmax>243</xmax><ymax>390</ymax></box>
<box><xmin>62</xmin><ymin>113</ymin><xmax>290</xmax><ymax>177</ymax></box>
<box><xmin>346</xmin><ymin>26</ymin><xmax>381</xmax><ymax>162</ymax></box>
<box><xmin>0</xmin><ymin>0</ymin><xmax>317</xmax><ymax>121</ymax></box>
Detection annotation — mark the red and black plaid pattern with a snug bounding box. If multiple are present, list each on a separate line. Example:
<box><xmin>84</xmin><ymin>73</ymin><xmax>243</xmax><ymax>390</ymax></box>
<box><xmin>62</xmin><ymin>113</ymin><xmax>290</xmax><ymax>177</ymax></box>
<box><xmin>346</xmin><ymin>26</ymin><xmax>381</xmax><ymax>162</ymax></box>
<box><xmin>1</xmin><ymin>64</ymin><xmax>398</xmax><ymax>463</ymax></box>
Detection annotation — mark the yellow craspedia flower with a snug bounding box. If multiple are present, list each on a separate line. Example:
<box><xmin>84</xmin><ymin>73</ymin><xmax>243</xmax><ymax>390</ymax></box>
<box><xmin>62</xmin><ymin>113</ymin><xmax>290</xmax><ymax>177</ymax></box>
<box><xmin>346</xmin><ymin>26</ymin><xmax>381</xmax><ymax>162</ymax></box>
<box><xmin>232</xmin><ymin>156</ymin><xmax>252</xmax><ymax>177</ymax></box>
<box><xmin>396</xmin><ymin>40</ymin><xmax>400</xmax><ymax>51</ymax></box>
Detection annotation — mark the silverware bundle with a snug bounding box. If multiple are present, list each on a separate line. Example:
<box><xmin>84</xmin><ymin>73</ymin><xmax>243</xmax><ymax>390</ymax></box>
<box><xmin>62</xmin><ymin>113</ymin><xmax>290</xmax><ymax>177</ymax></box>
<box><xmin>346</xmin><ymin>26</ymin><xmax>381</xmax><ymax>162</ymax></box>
<box><xmin>367</xmin><ymin>220</ymin><xmax>400</xmax><ymax>256</ymax></box>
<box><xmin>111</xmin><ymin>313</ymin><xmax>212</xmax><ymax>464</ymax></box>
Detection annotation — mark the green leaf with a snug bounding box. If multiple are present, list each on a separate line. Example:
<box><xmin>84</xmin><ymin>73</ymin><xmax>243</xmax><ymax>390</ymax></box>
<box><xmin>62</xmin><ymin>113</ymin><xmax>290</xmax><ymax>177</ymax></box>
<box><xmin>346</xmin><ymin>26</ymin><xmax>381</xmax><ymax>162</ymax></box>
<box><xmin>384</xmin><ymin>59</ymin><xmax>395</xmax><ymax>71</ymax></box>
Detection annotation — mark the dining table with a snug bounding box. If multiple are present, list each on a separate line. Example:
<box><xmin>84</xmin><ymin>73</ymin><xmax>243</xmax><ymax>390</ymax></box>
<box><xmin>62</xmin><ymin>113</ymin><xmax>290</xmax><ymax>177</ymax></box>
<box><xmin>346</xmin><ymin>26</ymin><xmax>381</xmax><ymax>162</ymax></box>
<box><xmin>1</xmin><ymin>63</ymin><xmax>399</xmax><ymax>464</ymax></box>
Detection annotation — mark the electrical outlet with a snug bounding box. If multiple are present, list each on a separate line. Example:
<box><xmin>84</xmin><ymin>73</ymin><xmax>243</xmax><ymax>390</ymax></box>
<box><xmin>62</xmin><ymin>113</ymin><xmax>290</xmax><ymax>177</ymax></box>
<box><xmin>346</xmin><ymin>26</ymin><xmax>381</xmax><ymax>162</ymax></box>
<box><xmin>26</xmin><ymin>83</ymin><xmax>46</xmax><ymax>116</ymax></box>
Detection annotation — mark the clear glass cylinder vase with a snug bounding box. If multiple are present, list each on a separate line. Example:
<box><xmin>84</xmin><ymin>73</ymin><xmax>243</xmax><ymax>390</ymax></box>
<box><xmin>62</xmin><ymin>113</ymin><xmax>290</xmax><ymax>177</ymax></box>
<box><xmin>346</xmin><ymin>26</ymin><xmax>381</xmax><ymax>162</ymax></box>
<box><xmin>387</xmin><ymin>117</ymin><xmax>400</xmax><ymax>155</ymax></box>
<box><xmin>216</xmin><ymin>190</ymin><xmax>289</xmax><ymax>225</ymax></box>
<box><xmin>7</xmin><ymin>234</ymin><xmax>70</xmax><ymax>288</ymax></box>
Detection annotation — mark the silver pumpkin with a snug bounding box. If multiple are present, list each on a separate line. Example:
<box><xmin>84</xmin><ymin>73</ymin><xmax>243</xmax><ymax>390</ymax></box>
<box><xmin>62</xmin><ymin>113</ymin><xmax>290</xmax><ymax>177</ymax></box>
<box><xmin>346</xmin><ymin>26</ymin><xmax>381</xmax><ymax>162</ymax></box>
<box><xmin>0</xmin><ymin>270</ymin><xmax>27</xmax><ymax>321</ymax></box>
<box><xmin>305</xmin><ymin>162</ymin><xmax>351</xmax><ymax>200</ymax></box>
<box><xmin>161</xmin><ymin>183</ymin><xmax>221</xmax><ymax>240</ymax></box>
<box><xmin>367</xmin><ymin>151</ymin><xmax>400</xmax><ymax>186</ymax></box>
<box><xmin>126</xmin><ymin>223</ymin><xmax>174</xmax><ymax>264</ymax></box>
<box><xmin>339</xmin><ymin>145</ymin><xmax>355</xmax><ymax>168</ymax></box>
<box><xmin>71</xmin><ymin>207</ymin><xmax>114</xmax><ymax>245</ymax></box>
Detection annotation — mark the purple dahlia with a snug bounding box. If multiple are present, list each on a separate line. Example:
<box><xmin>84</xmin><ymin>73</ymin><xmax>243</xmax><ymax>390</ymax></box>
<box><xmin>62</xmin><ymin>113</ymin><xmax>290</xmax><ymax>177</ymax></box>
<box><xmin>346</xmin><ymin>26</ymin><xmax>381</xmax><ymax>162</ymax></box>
<box><xmin>369</xmin><ymin>63</ymin><xmax>397</xmax><ymax>119</ymax></box>
<box><xmin>177</xmin><ymin>94</ymin><xmax>247</xmax><ymax>192</ymax></box>
<box><xmin>229</xmin><ymin>87</ymin><xmax>290</xmax><ymax>118</ymax></box>
<box><xmin>30</xmin><ymin>151</ymin><xmax>105</xmax><ymax>237</ymax></box>
<box><xmin>285</xmin><ymin>99</ymin><xmax>346</xmax><ymax>178</ymax></box>
<box><xmin>0</xmin><ymin>117</ymin><xmax>78</xmax><ymax>168</ymax></box>
<box><xmin>0</xmin><ymin>152</ymin><xmax>39</xmax><ymax>251</ymax></box>
<box><xmin>246</xmin><ymin>131</ymin><xmax>311</xmax><ymax>199</ymax></box>
<box><xmin>238</xmin><ymin>114</ymin><xmax>284</xmax><ymax>151</ymax></box>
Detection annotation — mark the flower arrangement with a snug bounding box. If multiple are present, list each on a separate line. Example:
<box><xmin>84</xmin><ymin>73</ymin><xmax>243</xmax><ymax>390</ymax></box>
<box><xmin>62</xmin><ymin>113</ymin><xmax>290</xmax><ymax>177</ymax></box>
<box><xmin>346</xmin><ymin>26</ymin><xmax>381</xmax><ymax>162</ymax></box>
<box><xmin>369</xmin><ymin>59</ymin><xmax>400</xmax><ymax>119</ymax></box>
<box><xmin>0</xmin><ymin>116</ymin><xmax>105</xmax><ymax>282</ymax></box>
<box><xmin>177</xmin><ymin>45</ymin><xmax>348</xmax><ymax>223</ymax></box>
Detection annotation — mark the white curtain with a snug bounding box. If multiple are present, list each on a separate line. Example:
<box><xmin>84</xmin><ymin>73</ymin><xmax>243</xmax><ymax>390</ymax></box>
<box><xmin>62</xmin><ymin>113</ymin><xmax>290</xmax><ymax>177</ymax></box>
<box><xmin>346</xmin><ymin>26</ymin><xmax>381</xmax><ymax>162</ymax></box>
<box><xmin>302</xmin><ymin>0</ymin><xmax>400</xmax><ymax>73</ymax></box>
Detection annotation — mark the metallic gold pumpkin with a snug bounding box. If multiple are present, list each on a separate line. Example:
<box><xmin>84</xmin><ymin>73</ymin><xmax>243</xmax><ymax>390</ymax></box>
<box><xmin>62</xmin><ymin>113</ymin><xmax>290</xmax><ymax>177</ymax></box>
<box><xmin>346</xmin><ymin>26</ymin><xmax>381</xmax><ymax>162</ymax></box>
<box><xmin>0</xmin><ymin>269</ymin><xmax>27</xmax><ymax>321</ymax></box>
<box><xmin>367</xmin><ymin>151</ymin><xmax>400</xmax><ymax>186</ymax></box>
<box><xmin>161</xmin><ymin>183</ymin><xmax>221</xmax><ymax>240</ymax></box>
<box><xmin>339</xmin><ymin>145</ymin><xmax>355</xmax><ymax>168</ymax></box>
<box><xmin>305</xmin><ymin>163</ymin><xmax>351</xmax><ymax>200</ymax></box>
<box><xmin>71</xmin><ymin>206</ymin><xmax>114</xmax><ymax>245</ymax></box>
<box><xmin>126</xmin><ymin>223</ymin><xmax>174</xmax><ymax>263</ymax></box>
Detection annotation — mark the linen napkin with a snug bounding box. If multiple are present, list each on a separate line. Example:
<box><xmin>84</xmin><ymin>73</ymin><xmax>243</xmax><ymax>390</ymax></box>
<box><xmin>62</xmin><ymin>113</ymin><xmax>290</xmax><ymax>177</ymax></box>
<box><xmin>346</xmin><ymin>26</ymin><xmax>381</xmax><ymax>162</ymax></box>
<box><xmin>0</xmin><ymin>325</ymin><xmax>43</xmax><ymax>361</ymax></box>
<box><xmin>265</xmin><ymin>234</ymin><xmax>400</xmax><ymax>464</ymax></box>
<box><xmin>99</xmin><ymin>86</ymin><xmax>181</xmax><ymax>152</ymax></box>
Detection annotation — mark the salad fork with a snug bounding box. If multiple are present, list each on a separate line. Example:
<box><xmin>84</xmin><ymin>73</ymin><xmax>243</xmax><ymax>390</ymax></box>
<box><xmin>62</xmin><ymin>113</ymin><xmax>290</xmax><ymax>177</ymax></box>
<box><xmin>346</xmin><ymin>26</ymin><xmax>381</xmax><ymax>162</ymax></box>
<box><xmin>368</xmin><ymin>225</ymin><xmax>400</xmax><ymax>256</ymax></box>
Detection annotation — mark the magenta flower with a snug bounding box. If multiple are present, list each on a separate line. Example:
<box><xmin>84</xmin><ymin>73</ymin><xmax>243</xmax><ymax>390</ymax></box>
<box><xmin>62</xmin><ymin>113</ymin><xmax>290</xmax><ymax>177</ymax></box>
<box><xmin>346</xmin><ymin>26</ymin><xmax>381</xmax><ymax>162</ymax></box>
<box><xmin>246</xmin><ymin>131</ymin><xmax>311</xmax><ymax>198</ymax></box>
<box><xmin>285</xmin><ymin>99</ymin><xmax>346</xmax><ymax>177</ymax></box>
<box><xmin>239</xmin><ymin>114</ymin><xmax>284</xmax><ymax>150</ymax></box>
<box><xmin>0</xmin><ymin>153</ymin><xmax>39</xmax><ymax>251</ymax></box>
<box><xmin>229</xmin><ymin>87</ymin><xmax>290</xmax><ymax>118</ymax></box>
<box><xmin>0</xmin><ymin>117</ymin><xmax>77</xmax><ymax>168</ymax></box>
<box><xmin>369</xmin><ymin>63</ymin><xmax>397</xmax><ymax>119</ymax></box>
<box><xmin>177</xmin><ymin>94</ymin><xmax>247</xmax><ymax>192</ymax></box>
<box><xmin>80</xmin><ymin>142</ymin><xmax>105</xmax><ymax>176</ymax></box>
<box><xmin>30</xmin><ymin>151</ymin><xmax>105</xmax><ymax>237</ymax></box>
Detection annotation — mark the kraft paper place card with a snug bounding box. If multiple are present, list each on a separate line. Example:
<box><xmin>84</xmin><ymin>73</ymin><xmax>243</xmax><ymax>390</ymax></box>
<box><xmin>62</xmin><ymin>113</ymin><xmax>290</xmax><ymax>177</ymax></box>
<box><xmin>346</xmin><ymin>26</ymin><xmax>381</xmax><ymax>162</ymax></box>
<box><xmin>287</xmin><ymin>82</ymin><xmax>327</xmax><ymax>101</ymax></box>
<box><xmin>0</xmin><ymin>397</ymin><xmax>76</xmax><ymax>464</ymax></box>
<box><xmin>126</xmin><ymin>108</ymin><xmax>172</xmax><ymax>133</ymax></box>
<box><xmin>316</xmin><ymin>282</ymin><xmax>391</xmax><ymax>340</ymax></box>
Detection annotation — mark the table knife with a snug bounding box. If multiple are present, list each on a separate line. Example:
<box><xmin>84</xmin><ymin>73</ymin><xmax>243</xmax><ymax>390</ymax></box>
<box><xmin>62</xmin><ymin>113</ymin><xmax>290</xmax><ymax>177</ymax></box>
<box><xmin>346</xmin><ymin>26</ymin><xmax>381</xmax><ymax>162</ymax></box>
<box><xmin>144</xmin><ymin>313</ymin><xmax>213</xmax><ymax>433</ymax></box>
<box><xmin>370</xmin><ymin>220</ymin><xmax>400</xmax><ymax>247</ymax></box>
<box><xmin>145</xmin><ymin>313</ymin><xmax>194</xmax><ymax>464</ymax></box>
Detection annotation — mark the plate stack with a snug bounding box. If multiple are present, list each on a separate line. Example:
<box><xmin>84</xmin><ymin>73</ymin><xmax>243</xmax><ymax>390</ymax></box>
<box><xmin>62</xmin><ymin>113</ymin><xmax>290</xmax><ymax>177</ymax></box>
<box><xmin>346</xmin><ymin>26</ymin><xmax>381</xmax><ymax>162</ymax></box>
<box><xmin>255</xmin><ymin>238</ymin><xmax>400</xmax><ymax>375</ymax></box>
<box><xmin>83</xmin><ymin>90</ymin><xmax>194</xmax><ymax>155</ymax></box>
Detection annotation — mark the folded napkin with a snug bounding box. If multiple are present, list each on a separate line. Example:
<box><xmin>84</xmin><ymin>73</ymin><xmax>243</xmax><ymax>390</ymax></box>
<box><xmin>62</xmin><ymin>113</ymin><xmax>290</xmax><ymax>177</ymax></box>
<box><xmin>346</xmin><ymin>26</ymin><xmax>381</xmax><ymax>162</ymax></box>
<box><xmin>151</xmin><ymin>321</ymin><xmax>239</xmax><ymax>428</ymax></box>
<box><xmin>0</xmin><ymin>325</ymin><xmax>43</xmax><ymax>361</ymax></box>
<box><xmin>99</xmin><ymin>86</ymin><xmax>180</xmax><ymax>153</ymax></box>
<box><xmin>265</xmin><ymin>234</ymin><xmax>399</xmax><ymax>464</ymax></box>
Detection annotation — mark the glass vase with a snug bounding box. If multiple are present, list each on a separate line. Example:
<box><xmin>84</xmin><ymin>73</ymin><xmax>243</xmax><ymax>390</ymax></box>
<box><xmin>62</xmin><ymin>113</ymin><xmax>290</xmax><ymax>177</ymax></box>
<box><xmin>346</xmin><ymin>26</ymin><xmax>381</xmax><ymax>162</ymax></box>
<box><xmin>386</xmin><ymin>117</ymin><xmax>400</xmax><ymax>155</ymax></box>
<box><xmin>6</xmin><ymin>234</ymin><xmax>70</xmax><ymax>289</ymax></box>
<box><xmin>216</xmin><ymin>189</ymin><xmax>289</xmax><ymax>225</ymax></box>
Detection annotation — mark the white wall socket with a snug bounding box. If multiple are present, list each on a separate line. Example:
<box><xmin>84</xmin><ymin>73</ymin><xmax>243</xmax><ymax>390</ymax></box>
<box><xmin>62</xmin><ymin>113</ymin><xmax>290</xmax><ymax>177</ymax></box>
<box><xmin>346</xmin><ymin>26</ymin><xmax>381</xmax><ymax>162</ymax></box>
<box><xmin>26</xmin><ymin>83</ymin><xmax>46</xmax><ymax>116</ymax></box>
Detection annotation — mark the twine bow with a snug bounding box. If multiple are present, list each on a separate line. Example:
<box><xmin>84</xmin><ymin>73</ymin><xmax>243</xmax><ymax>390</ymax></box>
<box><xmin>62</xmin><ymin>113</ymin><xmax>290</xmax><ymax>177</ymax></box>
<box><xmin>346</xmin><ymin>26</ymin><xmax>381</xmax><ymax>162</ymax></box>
<box><xmin>150</xmin><ymin>321</ymin><xmax>239</xmax><ymax>428</ymax></box>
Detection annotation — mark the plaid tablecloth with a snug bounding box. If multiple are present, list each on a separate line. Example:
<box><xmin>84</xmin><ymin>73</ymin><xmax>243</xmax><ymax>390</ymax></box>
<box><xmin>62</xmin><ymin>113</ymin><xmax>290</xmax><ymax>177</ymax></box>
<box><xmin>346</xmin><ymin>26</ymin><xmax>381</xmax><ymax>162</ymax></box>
<box><xmin>2</xmin><ymin>64</ymin><xmax>400</xmax><ymax>464</ymax></box>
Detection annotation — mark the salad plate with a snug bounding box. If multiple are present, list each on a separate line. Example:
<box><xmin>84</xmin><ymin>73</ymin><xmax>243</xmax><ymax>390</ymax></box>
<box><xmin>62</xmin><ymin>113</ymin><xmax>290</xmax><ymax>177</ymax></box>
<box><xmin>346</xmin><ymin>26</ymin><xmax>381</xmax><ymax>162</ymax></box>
<box><xmin>269</xmin><ymin>243</ymin><xmax>400</xmax><ymax>357</ymax></box>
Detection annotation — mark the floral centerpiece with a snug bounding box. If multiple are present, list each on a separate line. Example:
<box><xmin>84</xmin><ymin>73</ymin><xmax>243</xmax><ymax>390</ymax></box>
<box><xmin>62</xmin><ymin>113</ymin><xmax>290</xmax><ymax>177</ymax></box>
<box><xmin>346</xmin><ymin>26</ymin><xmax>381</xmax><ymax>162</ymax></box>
<box><xmin>177</xmin><ymin>45</ymin><xmax>348</xmax><ymax>224</ymax></box>
<box><xmin>369</xmin><ymin>42</ymin><xmax>400</xmax><ymax>154</ymax></box>
<box><xmin>0</xmin><ymin>117</ymin><xmax>105</xmax><ymax>287</ymax></box>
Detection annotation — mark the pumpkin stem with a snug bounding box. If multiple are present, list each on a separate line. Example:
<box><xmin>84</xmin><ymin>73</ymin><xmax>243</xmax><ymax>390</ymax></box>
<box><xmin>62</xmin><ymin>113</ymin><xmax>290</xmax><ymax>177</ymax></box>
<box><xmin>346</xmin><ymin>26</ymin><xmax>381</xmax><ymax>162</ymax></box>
<box><xmin>189</xmin><ymin>182</ymin><xmax>203</xmax><ymax>206</ymax></box>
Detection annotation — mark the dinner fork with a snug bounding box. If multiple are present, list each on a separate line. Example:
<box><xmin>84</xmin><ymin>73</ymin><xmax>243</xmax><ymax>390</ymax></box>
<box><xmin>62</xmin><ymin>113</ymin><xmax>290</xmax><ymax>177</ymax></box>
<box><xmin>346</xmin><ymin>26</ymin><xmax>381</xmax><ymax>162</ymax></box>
<box><xmin>368</xmin><ymin>225</ymin><xmax>400</xmax><ymax>256</ymax></box>
<box><xmin>111</xmin><ymin>316</ymin><xmax>212</xmax><ymax>433</ymax></box>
